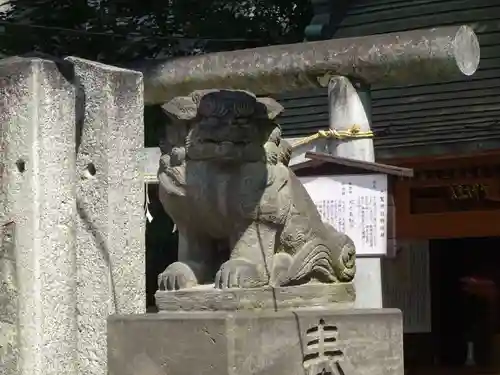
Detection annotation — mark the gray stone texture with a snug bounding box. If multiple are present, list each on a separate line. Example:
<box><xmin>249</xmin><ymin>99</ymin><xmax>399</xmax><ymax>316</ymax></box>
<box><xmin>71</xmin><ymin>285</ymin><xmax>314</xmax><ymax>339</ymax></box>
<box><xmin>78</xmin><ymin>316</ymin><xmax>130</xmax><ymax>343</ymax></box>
<box><xmin>155</xmin><ymin>283</ymin><xmax>355</xmax><ymax>312</ymax></box>
<box><xmin>0</xmin><ymin>57</ymin><xmax>78</xmax><ymax>375</ymax></box>
<box><xmin>0</xmin><ymin>223</ymin><xmax>18</xmax><ymax>375</ymax></box>
<box><xmin>65</xmin><ymin>57</ymin><xmax>146</xmax><ymax>375</ymax></box>
<box><xmin>157</xmin><ymin>90</ymin><xmax>356</xmax><ymax>294</ymax></box>
<box><xmin>108</xmin><ymin>308</ymin><xmax>404</xmax><ymax>375</ymax></box>
<box><xmin>138</xmin><ymin>25</ymin><xmax>479</xmax><ymax>104</ymax></box>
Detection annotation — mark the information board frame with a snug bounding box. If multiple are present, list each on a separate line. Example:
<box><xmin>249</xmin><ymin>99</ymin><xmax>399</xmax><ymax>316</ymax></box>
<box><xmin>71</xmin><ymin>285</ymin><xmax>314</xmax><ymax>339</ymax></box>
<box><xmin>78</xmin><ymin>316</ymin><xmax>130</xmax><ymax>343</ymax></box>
<box><xmin>300</xmin><ymin>174</ymin><xmax>389</xmax><ymax>256</ymax></box>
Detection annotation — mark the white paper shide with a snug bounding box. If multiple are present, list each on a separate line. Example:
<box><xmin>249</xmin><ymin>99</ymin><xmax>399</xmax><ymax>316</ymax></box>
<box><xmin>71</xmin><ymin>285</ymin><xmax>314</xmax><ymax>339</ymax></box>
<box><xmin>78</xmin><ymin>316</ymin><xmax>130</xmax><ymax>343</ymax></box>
<box><xmin>300</xmin><ymin>174</ymin><xmax>388</xmax><ymax>256</ymax></box>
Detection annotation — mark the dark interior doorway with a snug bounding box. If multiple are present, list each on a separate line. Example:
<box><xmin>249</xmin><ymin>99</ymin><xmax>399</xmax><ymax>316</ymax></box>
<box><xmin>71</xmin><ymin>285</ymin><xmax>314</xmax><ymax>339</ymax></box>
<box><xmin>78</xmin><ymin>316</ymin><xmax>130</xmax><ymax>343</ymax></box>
<box><xmin>145</xmin><ymin>184</ymin><xmax>178</xmax><ymax>311</ymax></box>
<box><xmin>429</xmin><ymin>237</ymin><xmax>500</xmax><ymax>369</ymax></box>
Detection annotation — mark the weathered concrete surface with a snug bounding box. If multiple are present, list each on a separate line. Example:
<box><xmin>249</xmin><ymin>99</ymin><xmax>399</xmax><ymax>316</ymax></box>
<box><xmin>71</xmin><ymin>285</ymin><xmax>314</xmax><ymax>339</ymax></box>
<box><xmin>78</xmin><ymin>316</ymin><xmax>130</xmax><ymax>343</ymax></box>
<box><xmin>0</xmin><ymin>222</ymin><xmax>18</xmax><ymax>375</ymax></box>
<box><xmin>155</xmin><ymin>283</ymin><xmax>355</xmax><ymax>312</ymax></box>
<box><xmin>0</xmin><ymin>56</ymin><xmax>78</xmax><ymax>375</ymax></box>
<box><xmin>328</xmin><ymin>77</ymin><xmax>374</xmax><ymax>162</ymax></box>
<box><xmin>108</xmin><ymin>308</ymin><xmax>404</xmax><ymax>375</ymax></box>
<box><xmin>65</xmin><ymin>57</ymin><xmax>146</xmax><ymax>375</ymax></box>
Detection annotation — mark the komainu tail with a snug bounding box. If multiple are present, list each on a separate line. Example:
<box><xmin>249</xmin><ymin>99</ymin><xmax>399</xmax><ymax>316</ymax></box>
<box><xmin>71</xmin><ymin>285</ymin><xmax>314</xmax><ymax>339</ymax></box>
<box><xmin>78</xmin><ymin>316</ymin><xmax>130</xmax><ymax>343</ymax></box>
<box><xmin>273</xmin><ymin>228</ymin><xmax>356</xmax><ymax>286</ymax></box>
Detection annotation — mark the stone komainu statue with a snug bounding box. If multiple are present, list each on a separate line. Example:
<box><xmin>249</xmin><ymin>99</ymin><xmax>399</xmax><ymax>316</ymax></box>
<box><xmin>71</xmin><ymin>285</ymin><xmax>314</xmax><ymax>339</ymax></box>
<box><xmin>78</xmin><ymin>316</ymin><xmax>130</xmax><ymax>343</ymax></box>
<box><xmin>157</xmin><ymin>89</ymin><xmax>355</xmax><ymax>290</ymax></box>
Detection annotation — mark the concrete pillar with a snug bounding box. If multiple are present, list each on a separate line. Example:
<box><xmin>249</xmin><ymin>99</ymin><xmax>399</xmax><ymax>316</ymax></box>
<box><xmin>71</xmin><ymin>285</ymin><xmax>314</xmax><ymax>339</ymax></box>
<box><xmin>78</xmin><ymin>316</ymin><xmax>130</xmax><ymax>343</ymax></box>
<box><xmin>65</xmin><ymin>57</ymin><xmax>145</xmax><ymax>375</ymax></box>
<box><xmin>327</xmin><ymin>75</ymin><xmax>383</xmax><ymax>309</ymax></box>
<box><xmin>0</xmin><ymin>57</ymin><xmax>78</xmax><ymax>375</ymax></box>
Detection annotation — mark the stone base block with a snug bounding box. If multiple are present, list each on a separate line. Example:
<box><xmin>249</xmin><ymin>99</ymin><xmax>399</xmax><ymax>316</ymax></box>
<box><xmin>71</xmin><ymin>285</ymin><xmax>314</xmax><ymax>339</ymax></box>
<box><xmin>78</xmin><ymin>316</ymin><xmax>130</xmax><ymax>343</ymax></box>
<box><xmin>108</xmin><ymin>308</ymin><xmax>403</xmax><ymax>375</ymax></box>
<box><xmin>155</xmin><ymin>282</ymin><xmax>355</xmax><ymax>312</ymax></box>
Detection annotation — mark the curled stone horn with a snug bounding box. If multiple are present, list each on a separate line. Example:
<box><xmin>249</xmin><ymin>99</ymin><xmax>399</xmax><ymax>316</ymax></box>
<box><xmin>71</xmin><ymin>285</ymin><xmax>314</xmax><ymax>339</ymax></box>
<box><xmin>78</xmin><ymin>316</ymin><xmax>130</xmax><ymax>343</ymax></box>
<box><xmin>161</xmin><ymin>96</ymin><xmax>198</xmax><ymax>121</ymax></box>
<box><xmin>255</xmin><ymin>97</ymin><xmax>284</xmax><ymax>120</ymax></box>
<box><xmin>196</xmin><ymin>90</ymin><xmax>256</xmax><ymax>118</ymax></box>
<box><xmin>161</xmin><ymin>89</ymin><xmax>284</xmax><ymax>121</ymax></box>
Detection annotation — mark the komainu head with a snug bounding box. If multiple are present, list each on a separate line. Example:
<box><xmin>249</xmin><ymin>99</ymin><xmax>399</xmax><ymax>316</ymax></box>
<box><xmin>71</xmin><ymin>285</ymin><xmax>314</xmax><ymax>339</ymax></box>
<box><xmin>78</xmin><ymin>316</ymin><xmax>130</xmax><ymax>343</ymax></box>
<box><xmin>161</xmin><ymin>89</ymin><xmax>286</xmax><ymax>163</ymax></box>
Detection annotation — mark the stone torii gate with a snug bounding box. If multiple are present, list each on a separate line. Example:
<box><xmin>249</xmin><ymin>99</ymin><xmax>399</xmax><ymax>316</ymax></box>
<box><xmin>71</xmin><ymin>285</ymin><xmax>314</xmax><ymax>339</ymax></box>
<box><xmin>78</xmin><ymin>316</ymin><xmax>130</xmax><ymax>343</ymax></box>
<box><xmin>139</xmin><ymin>25</ymin><xmax>479</xmax><ymax>104</ymax></box>
<box><xmin>140</xmin><ymin>24</ymin><xmax>480</xmax><ymax>309</ymax></box>
<box><xmin>0</xmin><ymin>24</ymin><xmax>479</xmax><ymax>375</ymax></box>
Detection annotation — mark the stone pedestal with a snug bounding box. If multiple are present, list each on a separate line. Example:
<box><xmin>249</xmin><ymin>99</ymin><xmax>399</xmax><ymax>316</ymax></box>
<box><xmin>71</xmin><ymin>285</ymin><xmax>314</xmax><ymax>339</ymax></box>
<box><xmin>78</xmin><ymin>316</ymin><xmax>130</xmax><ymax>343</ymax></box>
<box><xmin>65</xmin><ymin>57</ymin><xmax>146</xmax><ymax>375</ymax></box>
<box><xmin>0</xmin><ymin>55</ymin><xmax>146</xmax><ymax>375</ymax></box>
<box><xmin>155</xmin><ymin>283</ymin><xmax>355</xmax><ymax>312</ymax></box>
<box><xmin>0</xmin><ymin>56</ymin><xmax>78</xmax><ymax>375</ymax></box>
<box><xmin>108</xmin><ymin>308</ymin><xmax>403</xmax><ymax>375</ymax></box>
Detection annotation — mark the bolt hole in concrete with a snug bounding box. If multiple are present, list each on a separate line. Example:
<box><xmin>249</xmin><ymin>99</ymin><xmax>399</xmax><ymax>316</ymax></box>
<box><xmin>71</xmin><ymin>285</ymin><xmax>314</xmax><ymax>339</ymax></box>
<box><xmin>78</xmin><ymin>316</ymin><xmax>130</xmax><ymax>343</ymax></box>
<box><xmin>15</xmin><ymin>159</ymin><xmax>26</xmax><ymax>173</ymax></box>
<box><xmin>82</xmin><ymin>162</ymin><xmax>97</xmax><ymax>179</ymax></box>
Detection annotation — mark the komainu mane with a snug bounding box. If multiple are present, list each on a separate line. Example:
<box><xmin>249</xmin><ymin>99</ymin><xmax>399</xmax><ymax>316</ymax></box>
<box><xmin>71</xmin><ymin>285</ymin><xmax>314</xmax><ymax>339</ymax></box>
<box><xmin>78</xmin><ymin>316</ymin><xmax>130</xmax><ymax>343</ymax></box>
<box><xmin>157</xmin><ymin>89</ymin><xmax>355</xmax><ymax>290</ymax></box>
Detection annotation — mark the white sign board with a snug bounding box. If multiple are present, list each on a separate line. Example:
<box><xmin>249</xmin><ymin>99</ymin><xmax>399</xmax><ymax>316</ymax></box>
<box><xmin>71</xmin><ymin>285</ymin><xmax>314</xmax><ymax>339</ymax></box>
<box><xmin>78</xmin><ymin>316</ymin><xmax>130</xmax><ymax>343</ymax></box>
<box><xmin>299</xmin><ymin>174</ymin><xmax>388</xmax><ymax>256</ymax></box>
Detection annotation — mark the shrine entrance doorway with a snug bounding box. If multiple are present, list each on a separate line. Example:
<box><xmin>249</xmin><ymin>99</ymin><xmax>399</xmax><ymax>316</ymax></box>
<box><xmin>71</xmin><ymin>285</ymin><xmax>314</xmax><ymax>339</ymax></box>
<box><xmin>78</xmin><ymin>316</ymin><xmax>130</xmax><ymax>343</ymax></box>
<box><xmin>389</xmin><ymin>151</ymin><xmax>500</xmax><ymax>374</ymax></box>
<box><xmin>429</xmin><ymin>237</ymin><xmax>500</xmax><ymax>371</ymax></box>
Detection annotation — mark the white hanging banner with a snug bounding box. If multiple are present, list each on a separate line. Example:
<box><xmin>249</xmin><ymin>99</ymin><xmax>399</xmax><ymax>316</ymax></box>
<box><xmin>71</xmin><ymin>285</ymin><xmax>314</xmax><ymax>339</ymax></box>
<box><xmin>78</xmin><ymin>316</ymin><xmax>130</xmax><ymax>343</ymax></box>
<box><xmin>299</xmin><ymin>174</ymin><xmax>388</xmax><ymax>256</ymax></box>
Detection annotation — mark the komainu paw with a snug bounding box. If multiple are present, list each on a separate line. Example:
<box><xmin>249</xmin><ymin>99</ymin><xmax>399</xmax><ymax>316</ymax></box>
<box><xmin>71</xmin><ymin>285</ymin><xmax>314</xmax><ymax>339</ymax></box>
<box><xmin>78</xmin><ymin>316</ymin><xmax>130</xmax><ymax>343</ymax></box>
<box><xmin>158</xmin><ymin>261</ymin><xmax>198</xmax><ymax>291</ymax></box>
<box><xmin>215</xmin><ymin>258</ymin><xmax>267</xmax><ymax>289</ymax></box>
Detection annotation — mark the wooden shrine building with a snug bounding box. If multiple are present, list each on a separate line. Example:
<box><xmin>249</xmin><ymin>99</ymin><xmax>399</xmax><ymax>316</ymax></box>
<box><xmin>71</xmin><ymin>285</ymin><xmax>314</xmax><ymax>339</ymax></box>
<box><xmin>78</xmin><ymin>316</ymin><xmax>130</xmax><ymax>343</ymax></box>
<box><xmin>274</xmin><ymin>0</ymin><xmax>500</xmax><ymax>372</ymax></box>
